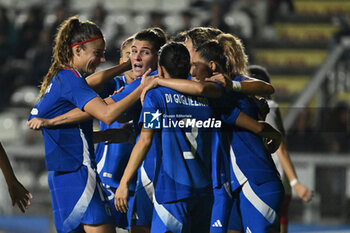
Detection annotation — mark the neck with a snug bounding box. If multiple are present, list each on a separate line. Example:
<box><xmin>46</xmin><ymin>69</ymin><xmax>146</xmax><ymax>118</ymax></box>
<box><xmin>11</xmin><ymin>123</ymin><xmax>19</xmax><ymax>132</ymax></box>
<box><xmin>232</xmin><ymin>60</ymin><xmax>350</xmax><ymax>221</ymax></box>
<box><xmin>125</xmin><ymin>71</ymin><xmax>136</xmax><ymax>84</ymax></box>
<box><xmin>68</xmin><ymin>60</ymin><xmax>81</xmax><ymax>72</ymax></box>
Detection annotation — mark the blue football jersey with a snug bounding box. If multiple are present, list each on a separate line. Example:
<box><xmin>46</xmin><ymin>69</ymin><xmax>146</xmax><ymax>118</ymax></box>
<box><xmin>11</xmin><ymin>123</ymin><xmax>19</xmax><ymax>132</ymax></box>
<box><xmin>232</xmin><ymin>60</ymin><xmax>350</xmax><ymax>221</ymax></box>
<box><xmin>110</xmin><ymin>70</ymin><xmax>158</xmax><ymax>135</ymax></box>
<box><xmin>140</xmin><ymin>86</ymin><xmax>223</xmax><ymax>204</ymax></box>
<box><xmin>110</xmin><ymin>70</ymin><xmax>159</xmax><ymax>184</ymax></box>
<box><xmin>95</xmin><ymin>75</ymin><xmax>136</xmax><ymax>190</ymax></box>
<box><xmin>29</xmin><ymin>69</ymin><xmax>98</xmax><ymax>172</ymax></box>
<box><xmin>206</xmin><ymin>82</ymin><xmax>241</xmax><ymax>189</ymax></box>
<box><xmin>223</xmin><ymin>76</ymin><xmax>280</xmax><ymax>191</ymax></box>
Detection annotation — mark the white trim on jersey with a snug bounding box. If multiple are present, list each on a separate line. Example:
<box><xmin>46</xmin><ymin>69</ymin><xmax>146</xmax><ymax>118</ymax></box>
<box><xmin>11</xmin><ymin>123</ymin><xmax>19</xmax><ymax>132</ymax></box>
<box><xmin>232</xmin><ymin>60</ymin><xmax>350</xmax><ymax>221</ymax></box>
<box><xmin>121</xmin><ymin>75</ymin><xmax>127</xmax><ymax>84</ymax></box>
<box><xmin>140</xmin><ymin>166</ymin><xmax>183</xmax><ymax>232</ymax></box>
<box><xmin>153</xmin><ymin>197</ymin><xmax>183</xmax><ymax>232</ymax></box>
<box><xmin>224</xmin><ymin>182</ymin><xmax>232</xmax><ymax>198</ymax></box>
<box><xmin>229</xmin><ymin>143</ymin><xmax>248</xmax><ymax>186</ymax></box>
<box><xmin>140</xmin><ymin>165</ymin><xmax>154</xmax><ymax>200</ymax></box>
<box><xmin>63</xmin><ymin>129</ymin><xmax>96</xmax><ymax>230</ymax></box>
<box><xmin>242</xmin><ymin>181</ymin><xmax>277</xmax><ymax>224</ymax></box>
<box><xmin>229</xmin><ymin>139</ymin><xmax>277</xmax><ymax>224</ymax></box>
<box><xmin>97</xmin><ymin>144</ymin><xmax>108</xmax><ymax>174</ymax></box>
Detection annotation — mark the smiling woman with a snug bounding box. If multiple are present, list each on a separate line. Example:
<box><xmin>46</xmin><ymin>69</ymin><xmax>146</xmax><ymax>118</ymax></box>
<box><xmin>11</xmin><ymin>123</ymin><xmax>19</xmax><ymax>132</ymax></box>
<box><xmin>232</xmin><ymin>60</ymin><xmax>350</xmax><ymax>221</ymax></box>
<box><xmin>29</xmin><ymin>16</ymin><xmax>119</xmax><ymax>233</ymax></box>
<box><xmin>70</xmin><ymin>35</ymin><xmax>106</xmax><ymax>75</ymax></box>
<box><xmin>27</xmin><ymin>25</ymin><xmax>166</xmax><ymax>233</ymax></box>
<box><xmin>39</xmin><ymin>16</ymin><xmax>105</xmax><ymax>98</ymax></box>
<box><xmin>25</xmin><ymin>16</ymin><xmax>158</xmax><ymax>233</ymax></box>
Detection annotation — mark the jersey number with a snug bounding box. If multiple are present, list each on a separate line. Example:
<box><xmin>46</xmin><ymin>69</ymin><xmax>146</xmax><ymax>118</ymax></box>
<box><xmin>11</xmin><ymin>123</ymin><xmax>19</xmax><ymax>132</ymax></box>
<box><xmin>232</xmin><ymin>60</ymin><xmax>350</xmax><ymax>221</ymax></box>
<box><xmin>183</xmin><ymin>124</ymin><xmax>198</xmax><ymax>159</ymax></box>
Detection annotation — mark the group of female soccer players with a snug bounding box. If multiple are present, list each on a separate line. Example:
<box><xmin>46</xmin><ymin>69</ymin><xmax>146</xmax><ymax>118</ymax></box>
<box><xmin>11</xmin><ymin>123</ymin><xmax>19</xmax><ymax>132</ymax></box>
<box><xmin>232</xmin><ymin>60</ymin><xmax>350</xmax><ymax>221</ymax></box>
<box><xmin>26</xmin><ymin>15</ymin><xmax>311</xmax><ymax>233</ymax></box>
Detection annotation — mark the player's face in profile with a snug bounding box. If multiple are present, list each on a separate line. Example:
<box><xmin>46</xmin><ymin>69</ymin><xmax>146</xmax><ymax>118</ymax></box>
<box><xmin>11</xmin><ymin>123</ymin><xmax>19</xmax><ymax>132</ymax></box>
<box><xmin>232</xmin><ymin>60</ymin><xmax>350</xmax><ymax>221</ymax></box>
<box><xmin>77</xmin><ymin>39</ymin><xmax>106</xmax><ymax>75</ymax></box>
<box><xmin>190</xmin><ymin>50</ymin><xmax>212</xmax><ymax>82</ymax></box>
<box><xmin>131</xmin><ymin>40</ymin><xmax>158</xmax><ymax>77</ymax></box>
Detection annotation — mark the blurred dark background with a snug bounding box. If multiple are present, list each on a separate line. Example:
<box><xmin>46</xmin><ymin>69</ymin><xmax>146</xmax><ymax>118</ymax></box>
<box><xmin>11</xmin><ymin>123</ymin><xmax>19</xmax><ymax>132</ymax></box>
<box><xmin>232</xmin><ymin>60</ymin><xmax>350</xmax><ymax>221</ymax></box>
<box><xmin>0</xmin><ymin>0</ymin><xmax>349</xmax><ymax>232</ymax></box>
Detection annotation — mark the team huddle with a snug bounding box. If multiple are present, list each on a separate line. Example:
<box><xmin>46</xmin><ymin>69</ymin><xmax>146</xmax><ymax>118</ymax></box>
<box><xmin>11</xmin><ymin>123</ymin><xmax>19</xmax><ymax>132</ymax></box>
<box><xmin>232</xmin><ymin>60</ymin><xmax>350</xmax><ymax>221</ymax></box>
<box><xmin>26</xmin><ymin>15</ymin><xmax>312</xmax><ymax>233</ymax></box>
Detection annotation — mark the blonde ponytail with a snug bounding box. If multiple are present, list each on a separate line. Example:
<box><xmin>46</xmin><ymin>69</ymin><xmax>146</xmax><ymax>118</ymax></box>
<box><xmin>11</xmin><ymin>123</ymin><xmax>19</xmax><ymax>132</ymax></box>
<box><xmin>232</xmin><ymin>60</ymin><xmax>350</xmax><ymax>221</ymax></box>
<box><xmin>217</xmin><ymin>33</ymin><xmax>248</xmax><ymax>78</ymax></box>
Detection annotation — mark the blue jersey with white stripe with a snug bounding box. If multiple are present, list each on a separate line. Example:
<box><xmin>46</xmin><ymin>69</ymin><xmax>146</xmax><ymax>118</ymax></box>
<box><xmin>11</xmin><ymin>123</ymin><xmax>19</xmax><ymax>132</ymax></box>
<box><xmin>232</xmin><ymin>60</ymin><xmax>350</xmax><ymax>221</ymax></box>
<box><xmin>140</xmin><ymin>86</ymin><xmax>221</xmax><ymax>204</ymax></box>
<box><xmin>29</xmin><ymin>69</ymin><xmax>98</xmax><ymax>172</ymax></box>
<box><xmin>95</xmin><ymin>75</ymin><xmax>135</xmax><ymax>190</ymax></box>
<box><xmin>110</xmin><ymin>70</ymin><xmax>159</xmax><ymax>183</ymax></box>
<box><xmin>209</xmin><ymin>87</ymin><xmax>241</xmax><ymax>189</ymax></box>
<box><xmin>224</xmin><ymin>76</ymin><xmax>280</xmax><ymax>191</ymax></box>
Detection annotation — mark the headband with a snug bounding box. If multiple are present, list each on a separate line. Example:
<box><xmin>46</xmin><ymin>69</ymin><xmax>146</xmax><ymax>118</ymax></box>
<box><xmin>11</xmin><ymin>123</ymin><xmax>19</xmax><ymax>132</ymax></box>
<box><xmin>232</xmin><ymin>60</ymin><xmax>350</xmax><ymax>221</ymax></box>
<box><xmin>120</xmin><ymin>36</ymin><xmax>134</xmax><ymax>50</ymax></box>
<box><xmin>70</xmin><ymin>36</ymin><xmax>103</xmax><ymax>47</ymax></box>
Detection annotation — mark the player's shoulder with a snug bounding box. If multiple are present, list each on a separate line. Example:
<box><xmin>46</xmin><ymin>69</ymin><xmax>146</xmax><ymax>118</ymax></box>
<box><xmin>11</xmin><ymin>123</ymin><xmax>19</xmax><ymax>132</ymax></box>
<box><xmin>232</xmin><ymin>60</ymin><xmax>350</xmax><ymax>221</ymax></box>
<box><xmin>113</xmin><ymin>76</ymin><xmax>127</xmax><ymax>88</ymax></box>
<box><xmin>59</xmin><ymin>68</ymin><xmax>82</xmax><ymax>79</ymax></box>
<box><xmin>144</xmin><ymin>87</ymin><xmax>174</xmax><ymax>105</ymax></box>
<box><xmin>147</xmin><ymin>86</ymin><xmax>172</xmax><ymax>95</ymax></box>
<box><xmin>114</xmin><ymin>75</ymin><xmax>127</xmax><ymax>84</ymax></box>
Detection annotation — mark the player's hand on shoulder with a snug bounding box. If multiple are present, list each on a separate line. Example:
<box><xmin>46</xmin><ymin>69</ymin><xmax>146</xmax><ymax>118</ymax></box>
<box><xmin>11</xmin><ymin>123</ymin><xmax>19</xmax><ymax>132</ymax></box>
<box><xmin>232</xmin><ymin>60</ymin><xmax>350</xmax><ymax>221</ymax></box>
<box><xmin>205</xmin><ymin>72</ymin><xmax>232</xmax><ymax>91</ymax></box>
<box><xmin>141</xmin><ymin>78</ymin><xmax>160</xmax><ymax>104</ymax></box>
<box><xmin>258</xmin><ymin>121</ymin><xmax>282</xmax><ymax>153</ymax></box>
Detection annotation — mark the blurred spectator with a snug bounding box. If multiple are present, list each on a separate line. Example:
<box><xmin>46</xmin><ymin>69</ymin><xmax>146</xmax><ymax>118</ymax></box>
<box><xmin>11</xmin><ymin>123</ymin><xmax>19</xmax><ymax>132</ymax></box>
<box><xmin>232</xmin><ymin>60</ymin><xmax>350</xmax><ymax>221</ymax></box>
<box><xmin>48</xmin><ymin>6</ymin><xmax>67</xmax><ymax>45</ymax></box>
<box><xmin>0</xmin><ymin>5</ymin><xmax>20</xmax><ymax>109</ymax></box>
<box><xmin>329</xmin><ymin>13</ymin><xmax>350</xmax><ymax>61</ymax></box>
<box><xmin>332</xmin><ymin>13</ymin><xmax>350</xmax><ymax>43</ymax></box>
<box><xmin>322</xmin><ymin>102</ymin><xmax>350</xmax><ymax>153</ymax></box>
<box><xmin>91</xmin><ymin>4</ymin><xmax>107</xmax><ymax>28</ymax></box>
<box><xmin>17</xmin><ymin>6</ymin><xmax>44</xmax><ymax>59</ymax></box>
<box><xmin>267</xmin><ymin>0</ymin><xmax>294</xmax><ymax>25</ymax></box>
<box><xmin>89</xmin><ymin>4</ymin><xmax>121</xmax><ymax>63</ymax></box>
<box><xmin>286</xmin><ymin>108</ymin><xmax>326</xmax><ymax>152</ymax></box>
<box><xmin>0</xmin><ymin>5</ymin><xmax>19</xmax><ymax>65</ymax></box>
<box><xmin>149</xmin><ymin>11</ymin><xmax>167</xmax><ymax>31</ymax></box>
<box><xmin>26</xmin><ymin>29</ymin><xmax>52</xmax><ymax>87</ymax></box>
<box><xmin>178</xmin><ymin>10</ymin><xmax>194</xmax><ymax>32</ymax></box>
<box><xmin>203</xmin><ymin>1</ymin><xmax>230</xmax><ymax>33</ymax></box>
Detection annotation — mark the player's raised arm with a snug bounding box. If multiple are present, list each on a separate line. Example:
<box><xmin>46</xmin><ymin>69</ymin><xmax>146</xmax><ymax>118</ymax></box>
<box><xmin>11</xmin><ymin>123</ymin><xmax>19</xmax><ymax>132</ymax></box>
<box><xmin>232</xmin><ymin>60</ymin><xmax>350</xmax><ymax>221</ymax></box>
<box><xmin>86</xmin><ymin>59</ymin><xmax>131</xmax><ymax>93</ymax></box>
<box><xmin>141</xmin><ymin>77</ymin><xmax>222</xmax><ymax>103</ymax></box>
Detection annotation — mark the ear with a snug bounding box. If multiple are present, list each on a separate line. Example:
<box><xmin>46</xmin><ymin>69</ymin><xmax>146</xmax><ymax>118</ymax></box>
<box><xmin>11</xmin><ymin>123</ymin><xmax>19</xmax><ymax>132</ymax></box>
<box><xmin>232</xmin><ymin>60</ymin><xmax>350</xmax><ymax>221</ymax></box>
<box><xmin>72</xmin><ymin>45</ymin><xmax>82</xmax><ymax>57</ymax></box>
<box><xmin>158</xmin><ymin>64</ymin><xmax>164</xmax><ymax>78</ymax></box>
<box><xmin>208</xmin><ymin>61</ymin><xmax>217</xmax><ymax>72</ymax></box>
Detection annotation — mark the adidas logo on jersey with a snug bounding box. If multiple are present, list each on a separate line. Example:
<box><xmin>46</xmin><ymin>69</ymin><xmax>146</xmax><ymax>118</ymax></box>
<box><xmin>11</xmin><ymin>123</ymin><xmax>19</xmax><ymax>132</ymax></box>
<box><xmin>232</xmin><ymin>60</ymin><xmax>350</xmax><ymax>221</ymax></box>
<box><xmin>212</xmin><ymin>220</ymin><xmax>223</xmax><ymax>227</ymax></box>
<box><xmin>246</xmin><ymin>227</ymin><xmax>252</xmax><ymax>233</ymax></box>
